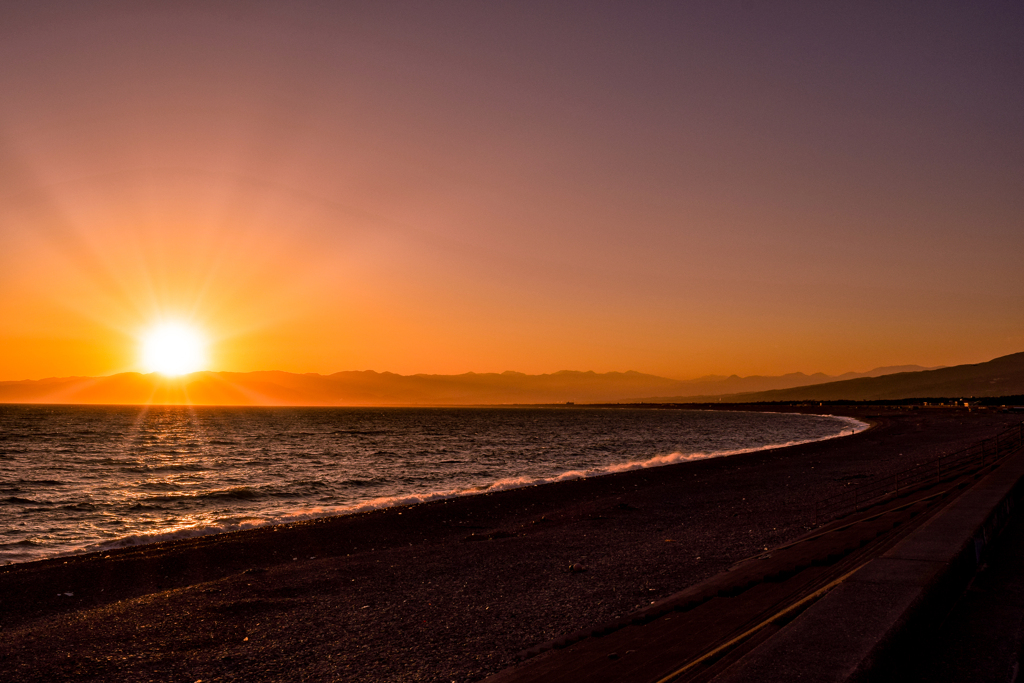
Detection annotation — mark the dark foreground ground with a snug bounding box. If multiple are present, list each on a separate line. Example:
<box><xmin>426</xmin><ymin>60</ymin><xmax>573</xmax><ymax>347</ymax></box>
<box><xmin>1</xmin><ymin>406</ymin><xmax>1020</xmax><ymax>682</ymax></box>
<box><xmin>888</xmin><ymin>486</ymin><xmax>1024</xmax><ymax>683</ymax></box>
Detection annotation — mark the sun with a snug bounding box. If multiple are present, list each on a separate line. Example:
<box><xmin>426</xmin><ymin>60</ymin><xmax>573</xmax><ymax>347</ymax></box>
<box><xmin>140</xmin><ymin>322</ymin><xmax>208</xmax><ymax>376</ymax></box>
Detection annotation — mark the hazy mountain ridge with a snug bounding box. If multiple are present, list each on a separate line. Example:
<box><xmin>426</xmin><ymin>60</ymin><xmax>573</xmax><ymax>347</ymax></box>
<box><xmin>0</xmin><ymin>363</ymin><xmax>949</xmax><ymax>406</ymax></box>
<box><xmin>643</xmin><ymin>365</ymin><xmax>940</xmax><ymax>397</ymax></box>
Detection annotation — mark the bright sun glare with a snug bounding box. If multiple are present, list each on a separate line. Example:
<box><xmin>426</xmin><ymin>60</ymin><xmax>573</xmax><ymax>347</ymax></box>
<box><xmin>141</xmin><ymin>322</ymin><xmax>208</xmax><ymax>376</ymax></box>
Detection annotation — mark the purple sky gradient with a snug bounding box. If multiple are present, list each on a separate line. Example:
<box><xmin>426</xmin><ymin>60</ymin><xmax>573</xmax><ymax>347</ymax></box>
<box><xmin>0</xmin><ymin>1</ymin><xmax>1021</xmax><ymax>380</ymax></box>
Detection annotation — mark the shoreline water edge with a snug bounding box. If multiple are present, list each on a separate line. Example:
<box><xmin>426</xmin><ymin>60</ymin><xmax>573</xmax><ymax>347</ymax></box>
<box><xmin>81</xmin><ymin>411</ymin><xmax>869</xmax><ymax>560</ymax></box>
<box><xmin>2</xmin><ymin>406</ymin><xmax>866</xmax><ymax>565</ymax></box>
<box><xmin>5</xmin><ymin>407</ymin><xmax>1018</xmax><ymax>683</ymax></box>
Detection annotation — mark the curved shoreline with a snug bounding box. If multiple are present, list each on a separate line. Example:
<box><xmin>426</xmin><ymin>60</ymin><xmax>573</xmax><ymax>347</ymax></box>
<box><xmin>2</xmin><ymin>407</ymin><xmax>1013</xmax><ymax>683</ymax></box>
<box><xmin>47</xmin><ymin>410</ymin><xmax>869</xmax><ymax>563</ymax></box>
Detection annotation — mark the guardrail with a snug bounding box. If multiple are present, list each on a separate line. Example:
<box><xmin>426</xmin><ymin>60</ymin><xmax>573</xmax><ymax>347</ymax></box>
<box><xmin>814</xmin><ymin>421</ymin><xmax>1024</xmax><ymax>523</ymax></box>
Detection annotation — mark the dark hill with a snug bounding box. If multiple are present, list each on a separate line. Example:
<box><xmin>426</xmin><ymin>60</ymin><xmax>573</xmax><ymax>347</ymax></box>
<box><xmin>659</xmin><ymin>352</ymin><xmax>1024</xmax><ymax>403</ymax></box>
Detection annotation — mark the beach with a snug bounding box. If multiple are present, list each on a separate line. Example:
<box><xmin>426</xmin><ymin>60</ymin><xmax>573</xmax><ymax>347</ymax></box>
<box><xmin>2</xmin><ymin>407</ymin><xmax>1020</xmax><ymax>682</ymax></box>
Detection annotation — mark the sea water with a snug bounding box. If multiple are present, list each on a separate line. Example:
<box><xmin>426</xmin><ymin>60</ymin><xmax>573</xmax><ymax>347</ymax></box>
<box><xmin>0</xmin><ymin>405</ymin><xmax>866</xmax><ymax>564</ymax></box>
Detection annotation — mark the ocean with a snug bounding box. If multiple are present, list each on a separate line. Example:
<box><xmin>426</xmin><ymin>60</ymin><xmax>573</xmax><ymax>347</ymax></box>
<box><xmin>0</xmin><ymin>404</ymin><xmax>866</xmax><ymax>564</ymax></box>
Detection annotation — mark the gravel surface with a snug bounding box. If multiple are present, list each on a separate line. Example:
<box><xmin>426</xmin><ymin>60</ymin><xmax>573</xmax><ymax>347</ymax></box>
<box><xmin>1</xmin><ymin>407</ymin><xmax>1020</xmax><ymax>682</ymax></box>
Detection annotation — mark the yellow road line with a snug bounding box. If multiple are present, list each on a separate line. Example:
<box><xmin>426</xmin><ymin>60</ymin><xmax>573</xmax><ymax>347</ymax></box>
<box><xmin>653</xmin><ymin>561</ymin><xmax>870</xmax><ymax>683</ymax></box>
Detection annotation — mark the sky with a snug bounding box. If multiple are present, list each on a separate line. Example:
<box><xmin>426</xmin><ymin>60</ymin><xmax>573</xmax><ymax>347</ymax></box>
<box><xmin>0</xmin><ymin>1</ymin><xmax>1021</xmax><ymax>382</ymax></box>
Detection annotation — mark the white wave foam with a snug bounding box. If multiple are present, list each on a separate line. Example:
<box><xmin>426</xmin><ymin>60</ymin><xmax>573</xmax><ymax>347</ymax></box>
<box><xmin>81</xmin><ymin>519</ymin><xmax>270</xmax><ymax>553</ymax></box>
<box><xmin>74</xmin><ymin>413</ymin><xmax>868</xmax><ymax>556</ymax></box>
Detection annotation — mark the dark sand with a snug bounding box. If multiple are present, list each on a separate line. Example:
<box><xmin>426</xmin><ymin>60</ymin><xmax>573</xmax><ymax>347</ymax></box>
<box><xmin>2</xmin><ymin>407</ymin><xmax>1020</xmax><ymax>682</ymax></box>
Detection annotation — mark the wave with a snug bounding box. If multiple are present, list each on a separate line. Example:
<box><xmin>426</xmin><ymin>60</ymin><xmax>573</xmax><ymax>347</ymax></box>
<box><xmin>68</xmin><ymin>414</ymin><xmax>868</xmax><ymax>558</ymax></box>
<box><xmin>80</xmin><ymin>520</ymin><xmax>270</xmax><ymax>553</ymax></box>
<box><xmin>138</xmin><ymin>463</ymin><xmax>211</xmax><ymax>472</ymax></box>
<box><xmin>146</xmin><ymin>487</ymin><xmax>263</xmax><ymax>503</ymax></box>
<box><xmin>0</xmin><ymin>539</ymin><xmax>45</xmax><ymax>548</ymax></box>
<box><xmin>61</xmin><ymin>502</ymin><xmax>101</xmax><ymax>511</ymax></box>
<box><xmin>139</xmin><ymin>480</ymin><xmax>352</xmax><ymax>504</ymax></box>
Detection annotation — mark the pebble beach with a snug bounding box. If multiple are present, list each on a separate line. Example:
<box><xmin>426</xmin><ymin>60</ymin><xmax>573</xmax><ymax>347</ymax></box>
<box><xmin>2</xmin><ymin>406</ymin><xmax>1020</xmax><ymax>683</ymax></box>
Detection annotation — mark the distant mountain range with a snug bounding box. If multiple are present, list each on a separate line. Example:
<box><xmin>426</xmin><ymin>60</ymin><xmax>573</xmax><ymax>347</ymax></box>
<box><xmin>644</xmin><ymin>352</ymin><xmax>1024</xmax><ymax>403</ymax></box>
<box><xmin>0</xmin><ymin>361</ymin><xmax>965</xmax><ymax>406</ymax></box>
<box><xmin>629</xmin><ymin>364</ymin><xmax>940</xmax><ymax>398</ymax></box>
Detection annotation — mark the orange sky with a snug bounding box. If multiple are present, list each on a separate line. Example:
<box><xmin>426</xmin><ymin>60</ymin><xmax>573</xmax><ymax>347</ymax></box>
<box><xmin>1</xmin><ymin>2</ymin><xmax>1022</xmax><ymax>382</ymax></box>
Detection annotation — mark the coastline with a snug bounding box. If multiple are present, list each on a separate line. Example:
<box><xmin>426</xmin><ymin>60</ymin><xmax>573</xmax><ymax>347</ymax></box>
<box><xmin>2</xmin><ymin>406</ymin><xmax>1019</xmax><ymax>682</ymax></box>
<box><xmin>4</xmin><ymin>406</ymin><xmax>866</xmax><ymax>565</ymax></box>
